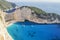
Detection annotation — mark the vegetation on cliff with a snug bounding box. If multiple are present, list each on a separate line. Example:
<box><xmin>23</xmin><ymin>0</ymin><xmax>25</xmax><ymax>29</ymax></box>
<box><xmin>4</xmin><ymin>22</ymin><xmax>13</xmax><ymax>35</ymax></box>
<box><xmin>0</xmin><ymin>0</ymin><xmax>16</xmax><ymax>10</ymax></box>
<box><xmin>20</xmin><ymin>6</ymin><xmax>46</xmax><ymax>14</ymax></box>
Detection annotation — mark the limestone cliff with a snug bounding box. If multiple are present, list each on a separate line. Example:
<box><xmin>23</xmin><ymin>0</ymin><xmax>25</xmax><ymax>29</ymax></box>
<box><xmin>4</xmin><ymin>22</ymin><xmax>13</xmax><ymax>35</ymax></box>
<box><xmin>4</xmin><ymin>6</ymin><xmax>60</xmax><ymax>23</ymax></box>
<box><xmin>20</xmin><ymin>6</ymin><xmax>60</xmax><ymax>23</ymax></box>
<box><xmin>0</xmin><ymin>10</ymin><xmax>13</xmax><ymax>40</ymax></box>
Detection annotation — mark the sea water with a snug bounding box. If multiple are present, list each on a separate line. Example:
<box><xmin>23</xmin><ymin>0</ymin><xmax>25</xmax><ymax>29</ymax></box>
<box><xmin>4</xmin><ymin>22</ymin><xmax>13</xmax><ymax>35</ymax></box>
<box><xmin>7</xmin><ymin>20</ymin><xmax>60</xmax><ymax>40</ymax></box>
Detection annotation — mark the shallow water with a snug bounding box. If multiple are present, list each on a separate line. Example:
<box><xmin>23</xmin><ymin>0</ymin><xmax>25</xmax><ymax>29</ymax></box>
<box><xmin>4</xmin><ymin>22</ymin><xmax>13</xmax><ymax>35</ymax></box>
<box><xmin>7</xmin><ymin>20</ymin><xmax>60</xmax><ymax>40</ymax></box>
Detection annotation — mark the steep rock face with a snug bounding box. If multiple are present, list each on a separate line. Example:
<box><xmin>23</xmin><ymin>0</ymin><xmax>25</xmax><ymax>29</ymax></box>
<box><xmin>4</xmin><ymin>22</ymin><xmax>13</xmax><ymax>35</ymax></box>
<box><xmin>0</xmin><ymin>0</ymin><xmax>16</xmax><ymax>10</ymax></box>
<box><xmin>20</xmin><ymin>6</ymin><xmax>60</xmax><ymax>23</ymax></box>
<box><xmin>21</xmin><ymin>7</ymin><xmax>32</xmax><ymax>20</ymax></box>
<box><xmin>0</xmin><ymin>10</ymin><xmax>13</xmax><ymax>40</ymax></box>
<box><xmin>13</xmin><ymin>8</ymin><xmax>25</xmax><ymax>22</ymax></box>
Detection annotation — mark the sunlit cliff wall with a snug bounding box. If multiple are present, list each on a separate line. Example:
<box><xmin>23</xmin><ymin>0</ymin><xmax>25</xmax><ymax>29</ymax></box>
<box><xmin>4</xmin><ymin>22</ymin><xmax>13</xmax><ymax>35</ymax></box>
<box><xmin>0</xmin><ymin>10</ymin><xmax>13</xmax><ymax>40</ymax></box>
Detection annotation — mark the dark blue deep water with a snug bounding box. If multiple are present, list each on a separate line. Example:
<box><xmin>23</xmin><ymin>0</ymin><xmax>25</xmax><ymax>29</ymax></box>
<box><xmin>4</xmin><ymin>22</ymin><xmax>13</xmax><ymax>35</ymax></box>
<box><xmin>7</xmin><ymin>20</ymin><xmax>60</xmax><ymax>40</ymax></box>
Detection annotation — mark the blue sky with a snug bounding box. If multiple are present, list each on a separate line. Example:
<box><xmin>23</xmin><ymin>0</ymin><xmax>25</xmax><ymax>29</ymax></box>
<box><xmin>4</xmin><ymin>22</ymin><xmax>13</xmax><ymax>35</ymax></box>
<box><xmin>6</xmin><ymin>0</ymin><xmax>60</xmax><ymax>3</ymax></box>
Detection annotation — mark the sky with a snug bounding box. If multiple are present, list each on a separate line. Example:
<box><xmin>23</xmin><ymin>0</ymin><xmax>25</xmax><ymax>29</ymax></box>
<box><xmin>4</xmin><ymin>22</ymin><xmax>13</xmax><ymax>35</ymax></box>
<box><xmin>6</xmin><ymin>0</ymin><xmax>60</xmax><ymax>3</ymax></box>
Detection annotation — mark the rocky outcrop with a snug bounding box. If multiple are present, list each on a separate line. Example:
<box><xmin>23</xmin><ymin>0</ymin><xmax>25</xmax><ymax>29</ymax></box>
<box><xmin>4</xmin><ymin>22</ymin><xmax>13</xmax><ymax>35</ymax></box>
<box><xmin>20</xmin><ymin>6</ymin><xmax>60</xmax><ymax>23</ymax></box>
<box><xmin>4</xmin><ymin>6</ymin><xmax>60</xmax><ymax>23</ymax></box>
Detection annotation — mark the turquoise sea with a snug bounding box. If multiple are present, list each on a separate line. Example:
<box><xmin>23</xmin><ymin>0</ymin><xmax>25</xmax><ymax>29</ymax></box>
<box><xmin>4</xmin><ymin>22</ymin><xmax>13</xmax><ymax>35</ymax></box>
<box><xmin>7</xmin><ymin>20</ymin><xmax>60</xmax><ymax>40</ymax></box>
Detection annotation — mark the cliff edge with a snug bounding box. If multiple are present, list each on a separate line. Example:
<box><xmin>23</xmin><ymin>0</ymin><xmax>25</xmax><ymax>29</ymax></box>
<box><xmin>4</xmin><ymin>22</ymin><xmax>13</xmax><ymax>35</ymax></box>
<box><xmin>19</xmin><ymin>6</ymin><xmax>60</xmax><ymax>23</ymax></box>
